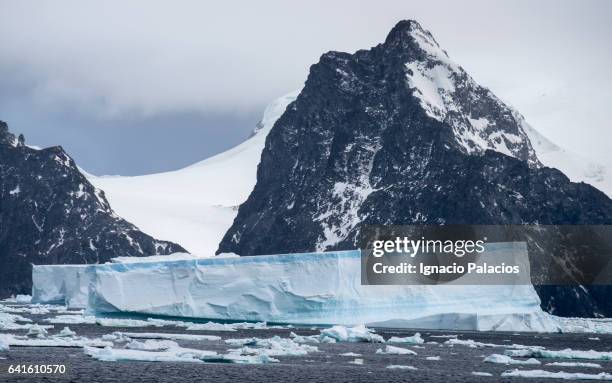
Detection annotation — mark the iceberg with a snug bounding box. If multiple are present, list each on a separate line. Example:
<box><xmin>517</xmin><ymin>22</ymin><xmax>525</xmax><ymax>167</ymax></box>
<box><xmin>84</xmin><ymin>247</ymin><xmax>560</xmax><ymax>332</ymax></box>
<box><xmin>31</xmin><ymin>264</ymin><xmax>91</xmax><ymax>309</ymax></box>
<box><xmin>31</xmin><ymin>253</ymin><xmax>202</xmax><ymax>309</ymax></box>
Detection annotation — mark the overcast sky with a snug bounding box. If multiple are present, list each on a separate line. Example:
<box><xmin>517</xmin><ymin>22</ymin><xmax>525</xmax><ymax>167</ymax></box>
<box><xmin>0</xmin><ymin>0</ymin><xmax>610</xmax><ymax>175</ymax></box>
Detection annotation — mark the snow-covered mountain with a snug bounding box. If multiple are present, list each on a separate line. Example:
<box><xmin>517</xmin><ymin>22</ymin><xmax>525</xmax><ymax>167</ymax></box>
<box><xmin>215</xmin><ymin>20</ymin><xmax>612</xmax><ymax>316</ymax></box>
<box><xmin>87</xmin><ymin>20</ymin><xmax>611</xmax><ymax>258</ymax></box>
<box><xmin>0</xmin><ymin>121</ymin><xmax>184</xmax><ymax>297</ymax></box>
<box><xmin>79</xmin><ymin>20</ymin><xmax>610</xmax><ymax>317</ymax></box>
<box><xmin>88</xmin><ymin>91</ymin><xmax>299</xmax><ymax>256</ymax></box>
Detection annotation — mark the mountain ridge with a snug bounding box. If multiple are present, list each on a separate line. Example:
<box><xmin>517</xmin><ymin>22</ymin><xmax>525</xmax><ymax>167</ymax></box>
<box><xmin>0</xmin><ymin>121</ymin><xmax>185</xmax><ymax>296</ymax></box>
<box><xmin>216</xmin><ymin>20</ymin><xmax>612</xmax><ymax>316</ymax></box>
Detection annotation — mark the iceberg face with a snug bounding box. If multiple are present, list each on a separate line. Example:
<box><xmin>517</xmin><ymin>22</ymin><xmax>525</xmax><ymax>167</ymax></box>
<box><xmin>86</xmin><ymin>247</ymin><xmax>557</xmax><ymax>331</ymax></box>
<box><xmin>32</xmin><ymin>265</ymin><xmax>91</xmax><ymax>309</ymax></box>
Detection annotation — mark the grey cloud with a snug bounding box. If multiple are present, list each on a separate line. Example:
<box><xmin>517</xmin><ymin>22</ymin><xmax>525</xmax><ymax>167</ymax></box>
<box><xmin>0</xmin><ymin>0</ymin><xmax>610</xmax><ymax>173</ymax></box>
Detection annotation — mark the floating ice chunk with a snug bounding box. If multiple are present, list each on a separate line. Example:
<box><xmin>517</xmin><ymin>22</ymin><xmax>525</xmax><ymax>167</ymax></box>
<box><xmin>320</xmin><ymin>325</ymin><xmax>384</xmax><ymax>343</ymax></box>
<box><xmin>471</xmin><ymin>372</ymin><xmax>493</xmax><ymax>377</ymax></box>
<box><xmin>445</xmin><ymin>338</ymin><xmax>499</xmax><ymax>348</ymax></box>
<box><xmin>349</xmin><ymin>358</ymin><xmax>364</xmax><ymax>365</ymax></box>
<box><xmin>501</xmin><ymin>369</ymin><xmax>612</xmax><ymax>380</ymax></box>
<box><xmin>118</xmin><ymin>332</ymin><xmax>220</xmax><ymax>342</ymax></box>
<box><xmin>44</xmin><ymin>315</ymin><xmax>96</xmax><ymax>324</ymax></box>
<box><xmin>387</xmin><ymin>332</ymin><xmax>424</xmax><ymax>344</ymax></box>
<box><xmin>387</xmin><ymin>365</ymin><xmax>417</xmax><ymax>370</ymax></box>
<box><xmin>95</xmin><ymin>318</ymin><xmax>162</xmax><ymax>327</ymax></box>
<box><xmin>84</xmin><ymin>346</ymin><xmax>212</xmax><ymax>363</ymax></box>
<box><xmin>1</xmin><ymin>304</ymin><xmax>50</xmax><ymax>315</ymax></box>
<box><xmin>0</xmin><ymin>333</ymin><xmax>111</xmax><ymax>348</ymax></box>
<box><xmin>289</xmin><ymin>332</ymin><xmax>323</xmax><ymax>344</ymax></box>
<box><xmin>339</xmin><ymin>352</ymin><xmax>362</xmax><ymax>357</ymax></box>
<box><xmin>505</xmin><ymin>348</ymin><xmax>612</xmax><ymax>361</ymax></box>
<box><xmin>376</xmin><ymin>345</ymin><xmax>417</xmax><ymax>355</ymax></box>
<box><xmin>484</xmin><ymin>354</ymin><xmax>540</xmax><ymax>365</ymax></box>
<box><xmin>371</xmin><ymin>311</ymin><xmax>561</xmax><ymax>333</ymax></box>
<box><xmin>426</xmin><ymin>356</ymin><xmax>441</xmax><ymax>361</ymax></box>
<box><xmin>126</xmin><ymin>339</ymin><xmax>180</xmax><ymax>351</ymax></box>
<box><xmin>588</xmin><ymin>337</ymin><xmax>600</xmax><ymax>341</ymax></box>
<box><xmin>226</xmin><ymin>336</ymin><xmax>318</xmax><ymax>357</ymax></box>
<box><xmin>0</xmin><ymin>338</ymin><xmax>8</xmax><ymax>351</ymax></box>
<box><xmin>430</xmin><ymin>334</ymin><xmax>457</xmax><ymax>339</ymax></box>
<box><xmin>546</xmin><ymin>362</ymin><xmax>602</xmax><ymax>369</ymax></box>
<box><xmin>185</xmin><ymin>322</ymin><xmax>236</xmax><ymax>331</ymax></box>
<box><xmin>26</xmin><ymin>324</ymin><xmax>49</xmax><ymax>337</ymax></box>
<box><xmin>101</xmin><ymin>333</ymin><xmax>131</xmax><ymax>343</ymax></box>
<box><xmin>215</xmin><ymin>353</ymin><xmax>279</xmax><ymax>364</ymax></box>
<box><xmin>0</xmin><ymin>311</ymin><xmax>34</xmax><ymax>330</ymax></box>
<box><xmin>225</xmin><ymin>337</ymin><xmax>260</xmax><ymax>347</ymax></box>
<box><xmin>91</xmin><ymin>317</ymin><xmax>190</xmax><ymax>328</ymax></box>
<box><xmin>186</xmin><ymin>321</ymin><xmax>272</xmax><ymax>331</ymax></box>
<box><xmin>57</xmin><ymin>327</ymin><xmax>77</xmax><ymax>337</ymax></box>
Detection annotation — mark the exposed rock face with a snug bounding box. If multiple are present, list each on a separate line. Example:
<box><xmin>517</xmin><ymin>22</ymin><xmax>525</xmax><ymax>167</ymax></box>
<box><xmin>0</xmin><ymin>121</ymin><xmax>185</xmax><ymax>296</ymax></box>
<box><xmin>218</xmin><ymin>20</ymin><xmax>612</xmax><ymax>316</ymax></box>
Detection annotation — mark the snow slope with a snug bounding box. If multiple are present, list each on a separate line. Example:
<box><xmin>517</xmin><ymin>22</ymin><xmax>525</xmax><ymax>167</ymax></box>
<box><xmin>516</xmin><ymin>112</ymin><xmax>611</xmax><ymax>196</ymax></box>
<box><xmin>88</xmin><ymin>91</ymin><xmax>299</xmax><ymax>255</ymax></box>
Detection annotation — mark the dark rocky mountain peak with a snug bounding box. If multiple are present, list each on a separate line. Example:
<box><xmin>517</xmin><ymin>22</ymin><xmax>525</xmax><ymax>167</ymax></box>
<box><xmin>217</xmin><ymin>21</ymin><xmax>612</xmax><ymax>316</ymax></box>
<box><xmin>0</xmin><ymin>121</ymin><xmax>186</xmax><ymax>296</ymax></box>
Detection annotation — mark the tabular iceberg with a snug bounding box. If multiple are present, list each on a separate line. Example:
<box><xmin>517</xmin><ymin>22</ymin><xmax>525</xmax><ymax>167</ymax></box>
<box><xmin>86</xmin><ymin>247</ymin><xmax>559</xmax><ymax>332</ymax></box>
<box><xmin>32</xmin><ymin>264</ymin><xmax>91</xmax><ymax>308</ymax></box>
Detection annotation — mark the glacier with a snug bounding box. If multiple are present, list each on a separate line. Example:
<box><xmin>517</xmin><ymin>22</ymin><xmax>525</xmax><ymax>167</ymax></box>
<box><xmin>86</xmin><ymin>91</ymin><xmax>300</xmax><ymax>255</ymax></box>
<box><xmin>83</xmin><ymin>247</ymin><xmax>560</xmax><ymax>332</ymax></box>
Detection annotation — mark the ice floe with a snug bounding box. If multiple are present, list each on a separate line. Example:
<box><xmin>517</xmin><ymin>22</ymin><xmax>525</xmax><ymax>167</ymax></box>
<box><xmin>126</xmin><ymin>339</ymin><xmax>180</xmax><ymax>351</ymax></box>
<box><xmin>319</xmin><ymin>325</ymin><xmax>384</xmax><ymax>343</ymax></box>
<box><xmin>546</xmin><ymin>362</ymin><xmax>602</xmax><ymax>369</ymax></box>
<box><xmin>376</xmin><ymin>345</ymin><xmax>417</xmax><ymax>355</ymax></box>
<box><xmin>0</xmin><ymin>333</ymin><xmax>111</xmax><ymax>348</ymax></box>
<box><xmin>26</xmin><ymin>324</ymin><xmax>49</xmax><ymax>337</ymax></box>
<box><xmin>84</xmin><ymin>346</ymin><xmax>215</xmax><ymax>363</ymax></box>
<box><xmin>471</xmin><ymin>371</ymin><xmax>493</xmax><ymax>377</ymax></box>
<box><xmin>505</xmin><ymin>348</ymin><xmax>612</xmax><ymax>361</ymax></box>
<box><xmin>339</xmin><ymin>352</ymin><xmax>362</xmax><ymax>357</ymax></box>
<box><xmin>56</xmin><ymin>327</ymin><xmax>77</xmax><ymax>337</ymax></box>
<box><xmin>501</xmin><ymin>369</ymin><xmax>612</xmax><ymax>380</ymax></box>
<box><xmin>386</xmin><ymin>365</ymin><xmax>417</xmax><ymax>370</ymax></box>
<box><xmin>483</xmin><ymin>353</ymin><xmax>540</xmax><ymax>365</ymax></box>
<box><xmin>115</xmin><ymin>332</ymin><xmax>220</xmax><ymax>342</ymax></box>
<box><xmin>84</xmin><ymin>343</ymin><xmax>279</xmax><ymax>364</ymax></box>
<box><xmin>225</xmin><ymin>336</ymin><xmax>318</xmax><ymax>357</ymax></box>
<box><xmin>387</xmin><ymin>332</ymin><xmax>424</xmax><ymax>344</ymax></box>
<box><xmin>44</xmin><ymin>314</ymin><xmax>96</xmax><ymax>324</ymax></box>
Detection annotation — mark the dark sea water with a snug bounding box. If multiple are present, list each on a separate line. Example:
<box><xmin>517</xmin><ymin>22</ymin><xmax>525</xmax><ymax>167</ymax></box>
<box><xmin>1</xmin><ymin>304</ymin><xmax>611</xmax><ymax>383</ymax></box>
